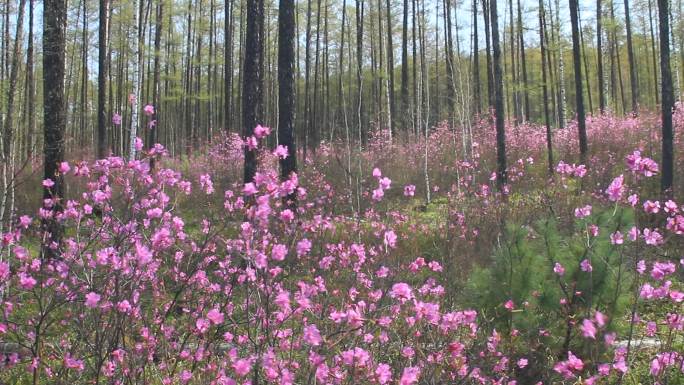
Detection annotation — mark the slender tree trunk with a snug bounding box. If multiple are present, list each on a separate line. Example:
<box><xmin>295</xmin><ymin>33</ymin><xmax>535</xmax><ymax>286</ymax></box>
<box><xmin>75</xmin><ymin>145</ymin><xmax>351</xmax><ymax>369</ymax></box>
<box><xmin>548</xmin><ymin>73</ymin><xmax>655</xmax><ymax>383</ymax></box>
<box><xmin>401</xmin><ymin>0</ymin><xmax>410</xmax><ymax>129</ymax></box>
<box><xmin>482</xmin><ymin>0</ymin><xmax>494</xmax><ymax>108</ymax></box>
<box><xmin>149</xmin><ymin>1</ymin><xmax>163</xmax><ymax>169</ymax></box>
<box><xmin>539</xmin><ymin>0</ymin><xmax>553</xmax><ymax>174</ymax></box>
<box><xmin>490</xmin><ymin>0</ymin><xmax>507</xmax><ymax>187</ymax></box>
<box><xmin>26</xmin><ymin>0</ymin><xmax>35</xmax><ymax>160</ymax></box>
<box><xmin>569</xmin><ymin>0</ymin><xmax>588</xmax><ymax>162</ymax></box>
<box><xmin>225</xmin><ymin>0</ymin><xmax>234</xmax><ymax>130</ymax></box>
<box><xmin>98</xmin><ymin>0</ymin><xmax>110</xmax><ymax>158</ymax></box>
<box><xmin>516</xmin><ymin>0</ymin><xmax>529</xmax><ymax>122</ymax></box>
<box><xmin>473</xmin><ymin>0</ymin><xmax>481</xmax><ymax>115</ymax></box>
<box><xmin>659</xmin><ymin>0</ymin><xmax>674</xmax><ymax>193</ymax></box>
<box><xmin>597</xmin><ymin>0</ymin><xmax>606</xmax><ymax>112</ymax></box>
<box><xmin>3</xmin><ymin>0</ymin><xmax>26</xmax><ymax>162</ymax></box>
<box><xmin>386</xmin><ymin>0</ymin><xmax>395</xmax><ymax>138</ymax></box>
<box><xmin>623</xmin><ymin>0</ymin><xmax>639</xmax><ymax>114</ymax></box>
<box><xmin>648</xmin><ymin>0</ymin><xmax>659</xmax><ymax>105</ymax></box>
<box><xmin>129</xmin><ymin>0</ymin><xmax>144</xmax><ymax>161</ymax></box>
<box><xmin>278</xmin><ymin>0</ymin><xmax>297</xmax><ymax>205</ymax></box>
<box><xmin>243</xmin><ymin>0</ymin><xmax>264</xmax><ymax>184</ymax></box>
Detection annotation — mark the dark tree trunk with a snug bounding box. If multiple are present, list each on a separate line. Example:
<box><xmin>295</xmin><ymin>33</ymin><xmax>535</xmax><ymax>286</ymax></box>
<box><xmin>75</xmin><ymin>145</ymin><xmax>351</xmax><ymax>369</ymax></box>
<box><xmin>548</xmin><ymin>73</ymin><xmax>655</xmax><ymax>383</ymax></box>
<box><xmin>43</xmin><ymin>0</ymin><xmax>67</xmax><ymax>259</ymax></box>
<box><xmin>482</xmin><ymin>0</ymin><xmax>494</xmax><ymax>109</ymax></box>
<box><xmin>98</xmin><ymin>0</ymin><xmax>110</xmax><ymax>159</ymax></box>
<box><xmin>278</xmin><ymin>0</ymin><xmax>297</xmax><ymax>205</ymax></box>
<box><xmin>3</xmin><ymin>0</ymin><xmax>26</xmax><ymax>161</ymax></box>
<box><xmin>569</xmin><ymin>0</ymin><xmax>588</xmax><ymax>162</ymax></box>
<box><xmin>224</xmin><ymin>0</ymin><xmax>234</xmax><ymax>130</ymax></box>
<box><xmin>516</xmin><ymin>0</ymin><xmax>529</xmax><ymax>122</ymax></box>
<box><xmin>539</xmin><ymin>0</ymin><xmax>553</xmax><ymax>174</ymax></box>
<box><xmin>624</xmin><ymin>0</ymin><xmax>639</xmax><ymax>114</ymax></box>
<box><xmin>26</xmin><ymin>0</ymin><xmax>35</xmax><ymax>159</ymax></box>
<box><xmin>149</xmin><ymin>1</ymin><xmax>163</xmax><ymax>169</ymax></box>
<box><xmin>473</xmin><ymin>0</ymin><xmax>481</xmax><ymax>115</ymax></box>
<box><xmin>490</xmin><ymin>0</ymin><xmax>507</xmax><ymax>187</ymax></box>
<box><xmin>243</xmin><ymin>0</ymin><xmax>264</xmax><ymax>184</ymax></box>
<box><xmin>386</xmin><ymin>0</ymin><xmax>395</xmax><ymax>136</ymax></box>
<box><xmin>401</xmin><ymin>0</ymin><xmax>410</xmax><ymax>129</ymax></box>
<box><xmin>659</xmin><ymin>0</ymin><xmax>674</xmax><ymax>193</ymax></box>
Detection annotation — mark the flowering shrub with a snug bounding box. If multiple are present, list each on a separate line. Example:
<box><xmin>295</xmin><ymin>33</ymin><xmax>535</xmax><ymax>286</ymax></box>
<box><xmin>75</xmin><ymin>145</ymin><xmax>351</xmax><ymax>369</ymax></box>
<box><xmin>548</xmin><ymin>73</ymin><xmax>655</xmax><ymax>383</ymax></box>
<box><xmin>0</xmin><ymin>114</ymin><xmax>683</xmax><ymax>384</ymax></box>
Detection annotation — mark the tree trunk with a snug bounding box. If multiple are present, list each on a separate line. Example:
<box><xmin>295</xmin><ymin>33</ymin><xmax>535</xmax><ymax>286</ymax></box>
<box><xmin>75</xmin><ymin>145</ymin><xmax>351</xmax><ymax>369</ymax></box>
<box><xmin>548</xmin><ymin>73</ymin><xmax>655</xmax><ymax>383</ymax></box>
<box><xmin>243</xmin><ymin>0</ymin><xmax>264</xmax><ymax>184</ymax></box>
<box><xmin>98</xmin><ymin>0</ymin><xmax>110</xmax><ymax>158</ymax></box>
<box><xmin>539</xmin><ymin>0</ymin><xmax>553</xmax><ymax>174</ymax></box>
<box><xmin>623</xmin><ymin>0</ymin><xmax>639</xmax><ymax>114</ymax></box>
<box><xmin>659</xmin><ymin>0</ymin><xmax>674</xmax><ymax>193</ymax></box>
<box><xmin>43</xmin><ymin>0</ymin><xmax>67</xmax><ymax>259</ymax></box>
<box><xmin>569</xmin><ymin>0</ymin><xmax>588</xmax><ymax>162</ymax></box>
<box><xmin>490</xmin><ymin>0</ymin><xmax>507</xmax><ymax>187</ymax></box>
<box><xmin>278</xmin><ymin>0</ymin><xmax>297</xmax><ymax>204</ymax></box>
<box><xmin>597</xmin><ymin>0</ymin><xmax>606</xmax><ymax>113</ymax></box>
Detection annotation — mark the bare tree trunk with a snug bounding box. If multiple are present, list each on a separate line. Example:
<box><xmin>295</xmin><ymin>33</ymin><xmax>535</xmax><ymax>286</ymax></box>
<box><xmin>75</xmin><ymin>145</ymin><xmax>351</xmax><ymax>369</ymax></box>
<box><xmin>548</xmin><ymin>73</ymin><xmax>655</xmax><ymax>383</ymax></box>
<box><xmin>569</xmin><ymin>0</ymin><xmax>588</xmax><ymax>163</ymax></box>
<box><xmin>623</xmin><ymin>0</ymin><xmax>639</xmax><ymax>114</ymax></box>
<box><xmin>43</xmin><ymin>0</ymin><xmax>67</xmax><ymax>259</ymax></box>
<box><xmin>659</xmin><ymin>0</ymin><xmax>674</xmax><ymax>193</ymax></box>
<box><xmin>98</xmin><ymin>0</ymin><xmax>110</xmax><ymax>158</ymax></box>
<box><xmin>597</xmin><ymin>0</ymin><xmax>606</xmax><ymax>112</ymax></box>
<box><xmin>539</xmin><ymin>0</ymin><xmax>553</xmax><ymax>174</ymax></box>
<box><xmin>243</xmin><ymin>0</ymin><xmax>264</xmax><ymax>184</ymax></box>
<box><xmin>278</xmin><ymin>0</ymin><xmax>297</xmax><ymax>205</ymax></box>
<box><xmin>491</xmin><ymin>0</ymin><xmax>507</xmax><ymax>187</ymax></box>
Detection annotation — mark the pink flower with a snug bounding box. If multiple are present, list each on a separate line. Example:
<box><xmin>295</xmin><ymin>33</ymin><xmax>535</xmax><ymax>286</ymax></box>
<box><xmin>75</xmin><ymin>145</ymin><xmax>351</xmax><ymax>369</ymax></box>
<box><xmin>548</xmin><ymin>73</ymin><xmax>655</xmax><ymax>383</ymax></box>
<box><xmin>504</xmin><ymin>300</ymin><xmax>515</xmax><ymax>311</ymax></box>
<box><xmin>383</xmin><ymin>230</ymin><xmax>397</xmax><ymax>248</ymax></box>
<box><xmin>0</xmin><ymin>261</ymin><xmax>9</xmax><ymax>281</ymax></box>
<box><xmin>404</xmin><ymin>184</ymin><xmax>416</xmax><ymax>197</ymax></box>
<box><xmin>245</xmin><ymin>136</ymin><xmax>258</xmax><ymax>150</ymax></box>
<box><xmin>375</xmin><ymin>363</ymin><xmax>392</xmax><ymax>384</ymax></box>
<box><xmin>112</xmin><ymin>112</ymin><xmax>122</xmax><ymax>125</ymax></box>
<box><xmin>274</xmin><ymin>145</ymin><xmax>289</xmax><ymax>159</ymax></box>
<box><xmin>372</xmin><ymin>168</ymin><xmax>382</xmax><ymax>178</ymax></box>
<box><xmin>143</xmin><ymin>104</ymin><xmax>154</xmax><ymax>116</ymax></box>
<box><xmin>372</xmin><ymin>188</ymin><xmax>385</xmax><ymax>201</ymax></box>
<box><xmin>296</xmin><ymin>238</ymin><xmax>312</xmax><ymax>256</ymax></box>
<box><xmin>517</xmin><ymin>358</ymin><xmax>528</xmax><ymax>368</ymax></box>
<box><xmin>303</xmin><ymin>324</ymin><xmax>322</xmax><ymax>346</ymax></box>
<box><xmin>581</xmin><ymin>319</ymin><xmax>597</xmax><ymax>339</ymax></box>
<box><xmin>574</xmin><ymin>205</ymin><xmax>592</xmax><ymax>218</ymax></box>
<box><xmin>271</xmin><ymin>244</ymin><xmax>287</xmax><ymax>261</ymax></box>
<box><xmin>195</xmin><ymin>318</ymin><xmax>210</xmax><ymax>333</ymax></box>
<box><xmin>232</xmin><ymin>358</ymin><xmax>252</xmax><ymax>376</ymax></box>
<box><xmin>42</xmin><ymin>179</ymin><xmax>55</xmax><ymax>188</ymax></box>
<box><xmin>595</xmin><ymin>311</ymin><xmax>607</xmax><ymax>327</ymax></box>
<box><xmin>243</xmin><ymin>182</ymin><xmax>258</xmax><ymax>196</ymax></box>
<box><xmin>379</xmin><ymin>177</ymin><xmax>392</xmax><ymax>190</ymax></box>
<box><xmin>117</xmin><ymin>300</ymin><xmax>132</xmax><ymax>313</ymax></box>
<box><xmin>664</xmin><ymin>200</ymin><xmax>678</xmax><ymax>213</ymax></box>
<box><xmin>643</xmin><ymin>228</ymin><xmax>663</xmax><ymax>245</ymax></box>
<box><xmin>399</xmin><ymin>366</ymin><xmax>421</xmax><ymax>385</ymax></box>
<box><xmin>580</xmin><ymin>259</ymin><xmax>593</xmax><ymax>272</ymax></box>
<box><xmin>553</xmin><ymin>262</ymin><xmax>565</xmax><ymax>276</ymax></box>
<box><xmin>643</xmin><ymin>200</ymin><xmax>661</xmax><ymax>214</ymax></box>
<box><xmin>19</xmin><ymin>272</ymin><xmax>36</xmax><ymax>289</ymax></box>
<box><xmin>610</xmin><ymin>231</ymin><xmax>624</xmax><ymax>245</ymax></box>
<box><xmin>59</xmin><ymin>162</ymin><xmax>71</xmax><ymax>174</ymax></box>
<box><xmin>390</xmin><ymin>282</ymin><xmax>413</xmax><ymax>303</ymax></box>
<box><xmin>253</xmin><ymin>125</ymin><xmax>271</xmax><ymax>139</ymax></box>
<box><xmin>605</xmin><ymin>175</ymin><xmax>625</xmax><ymax>201</ymax></box>
<box><xmin>207</xmin><ymin>309</ymin><xmax>224</xmax><ymax>325</ymax></box>
<box><xmin>85</xmin><ymin>292</ymin><xmax>101</xmax><ymax>308</ymax></box>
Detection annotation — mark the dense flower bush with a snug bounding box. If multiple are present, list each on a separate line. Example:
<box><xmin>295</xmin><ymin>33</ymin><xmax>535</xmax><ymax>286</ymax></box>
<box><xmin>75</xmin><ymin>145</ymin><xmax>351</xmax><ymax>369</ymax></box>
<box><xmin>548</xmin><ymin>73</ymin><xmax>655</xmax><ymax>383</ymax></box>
<box><xmin>1</xmin><ymin>112</ymin><xmax>683</xmax><ymax>384</ymax></box>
